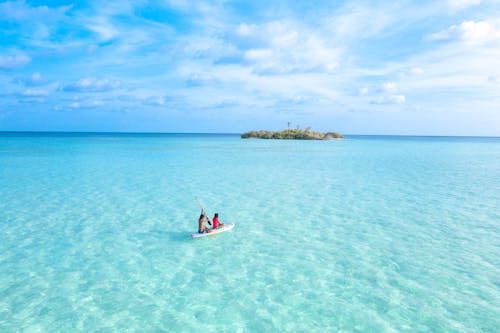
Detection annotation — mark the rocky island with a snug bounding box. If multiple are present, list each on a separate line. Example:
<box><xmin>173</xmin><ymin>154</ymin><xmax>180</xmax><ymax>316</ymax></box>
<box><xmin>241</xmin><ymin>125</ymin><xmax>344</xmax><ymax>140</ymax></box>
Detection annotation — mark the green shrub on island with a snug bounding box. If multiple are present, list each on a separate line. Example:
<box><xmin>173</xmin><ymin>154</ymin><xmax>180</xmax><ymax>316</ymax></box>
<box><xmin>241</xmin><ymin>127</ymin><xmax>344</xmax><ymax>140</ymax></box>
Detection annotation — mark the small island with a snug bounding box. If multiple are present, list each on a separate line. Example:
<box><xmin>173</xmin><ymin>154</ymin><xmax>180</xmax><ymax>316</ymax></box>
<box><xmin>241</xmin><ymin>124</ymin><xmax>344</xmax><ymax>140</ymax></box>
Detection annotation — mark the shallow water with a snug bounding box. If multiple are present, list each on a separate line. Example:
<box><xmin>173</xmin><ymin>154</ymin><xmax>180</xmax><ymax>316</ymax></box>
<box><xmin>0</xmin><ymin>133</ymin><xmax>499</xmax><ymax>332</ymax></box>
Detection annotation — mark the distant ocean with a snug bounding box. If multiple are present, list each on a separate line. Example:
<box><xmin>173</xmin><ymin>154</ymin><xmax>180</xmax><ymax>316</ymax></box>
<box><xmin>1</xmin><ymin>132</ymin><xmax>498</xmax><ymax>332</ymax></box>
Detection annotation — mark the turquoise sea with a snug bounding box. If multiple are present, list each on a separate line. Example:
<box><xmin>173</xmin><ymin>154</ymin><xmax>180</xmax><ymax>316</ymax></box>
<box><xmin>0</xmin><ymin>133</ymin><xmax>499</xmax><ymax>332</ymax></box>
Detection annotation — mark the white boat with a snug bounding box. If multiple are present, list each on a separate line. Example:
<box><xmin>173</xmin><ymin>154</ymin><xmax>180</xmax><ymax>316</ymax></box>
<box><xmin>191</xmin><ymin>223</ymin><xmax>235</xmax><ymax>238</ymax></box>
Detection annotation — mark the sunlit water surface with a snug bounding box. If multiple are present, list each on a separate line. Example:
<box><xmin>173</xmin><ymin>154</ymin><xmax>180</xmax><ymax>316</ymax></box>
<box><xmin>0</xmin><ymin>133</ymin><xmax>499</xmax><ymax>332</ymax></box>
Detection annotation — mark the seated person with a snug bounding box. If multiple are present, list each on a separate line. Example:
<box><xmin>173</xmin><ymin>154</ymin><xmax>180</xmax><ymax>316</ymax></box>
<box><xmin>212</xmin><ymin>213</ymin><xmax>224</xmax><ymax>229</ymax></box>
<box><xmin>198</xmin><ymin>213</ymin><xmax>212</xmax><ymax>233</ymax></box>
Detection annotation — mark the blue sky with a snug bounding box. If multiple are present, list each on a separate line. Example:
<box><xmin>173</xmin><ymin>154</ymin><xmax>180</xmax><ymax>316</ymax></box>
<box><xmin>1</xmin><ymin>0</ymin><xmax>499</xmax><ymax>135</ymax></box>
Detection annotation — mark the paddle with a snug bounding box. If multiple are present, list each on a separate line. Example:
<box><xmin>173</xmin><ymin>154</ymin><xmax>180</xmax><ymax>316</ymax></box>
<box><xmin>195</xmin><ymin>197</ymin><xmax>211</xmax><ymax>226</ymax></box>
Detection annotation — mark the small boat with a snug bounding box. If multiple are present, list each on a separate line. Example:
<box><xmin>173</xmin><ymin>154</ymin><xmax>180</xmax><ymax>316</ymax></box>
<box><xmin>191</xmin><ymin>223</ymin><xmax>235</xmax><ymax>238</ymax></box>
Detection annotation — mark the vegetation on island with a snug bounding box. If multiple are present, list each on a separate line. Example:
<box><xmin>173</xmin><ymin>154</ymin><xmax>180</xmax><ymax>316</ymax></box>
<box><xmin>241</xmin><ymin>123</ymin><xmax>344</xmax><ymax>140</ymax></box>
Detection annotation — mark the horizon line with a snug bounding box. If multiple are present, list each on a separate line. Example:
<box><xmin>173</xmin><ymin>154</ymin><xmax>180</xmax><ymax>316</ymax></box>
<box><xmin>0</xmin><ymin>130</ymin><xmax>499</xmax><ymax>138</ymax></box>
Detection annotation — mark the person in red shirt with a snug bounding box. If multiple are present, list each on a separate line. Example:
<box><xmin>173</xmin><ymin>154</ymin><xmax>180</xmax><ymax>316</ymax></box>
<box><xmin>212</xmin><ymin>213</ymin><xmax>224</xmax><ymax>230</ymax></box>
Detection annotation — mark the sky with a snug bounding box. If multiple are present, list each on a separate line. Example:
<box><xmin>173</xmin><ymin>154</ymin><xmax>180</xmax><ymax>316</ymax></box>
<box><xmin>0</xmin><ymin>0</ymin><xmax>499</xmax><ymax>135</ymax></box>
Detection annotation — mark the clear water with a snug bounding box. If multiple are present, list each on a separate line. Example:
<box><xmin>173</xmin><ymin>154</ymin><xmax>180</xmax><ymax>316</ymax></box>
<box><xmin>0</xmin><ymin>133</ymin><xmax>499</xmax><ymax>332</ymax></box>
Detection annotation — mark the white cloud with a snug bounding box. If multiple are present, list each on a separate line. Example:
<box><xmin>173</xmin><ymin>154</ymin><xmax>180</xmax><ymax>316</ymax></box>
<box><xmin>231</xmin><ymin>20</ymin><xmax>340</xmax><ymax>74</ymax></box>
<box><xmin>389</xmin><ymin>94</ymin><xmax>406</xmax><ymax>104</ymax></box>
<box><xmin>447</xmin><ymin>0</ymin><xmax>482</xmax><ymax>11</ymax></box>
<box><xmin>63</xmin><ymin>78</ymin><xmax>120</xmax><ymax>92</ymax></box>
<box><xmin>22</xmin><ymin>89</ymin><xmax>48</xmax><ymax>97</ymax></box>
<box><xmin>180</xmin><ymin>35</ymin><xmax>235</xmax><ymax>61</ymax></box>
<box><xmin>0</xmin><ymin>1</ymin><xmax>72</xmax><ymax>21</ymax></box>
<box><xmin>430</xmin><ymin>20</ymin><xmax>500</xmax><ymax>44</ymax></box>
<box><xmin>370</xmin><ymin>81</ymin><xmax>405</xmax><ymax>105</ymax></box>
<box><xmin>359</xmin><ymin>87</ymin><xmax>369</xmax><ymax>95</ymax></box>
<box><xmin>236</xmin><ymin>23</ymin><xmax>253</xmax><ymax>36</ymax></box>
<box><xmin>86</xmin><ymin>17</ymin><xmax>118</xmax><ymax>41</ymax></box>
<box><xmin>155</xmin><ymin>96</ymin><xmax>166</xmax><ymax>105</ymax></box>
<box><xmin>68</xmin><ymin>99</ymin><xmax>105</xmax><ymax>109</ymax></box>
<box><xmin>244</xmin><ymin>49</ymin><xmax>273</xmax><ymax>62</ymax></box>
<box><xmin>373</xmin><ymin>94</ymin><xmax>406</xmax><ymax>105</ymax></box>
<box><xmin>186</xmin><ymin>73</ymin><xmax>217</xmax><ymax>86</ymax></box>
<box><xmin>32</xmin><ymin>72</ymin><xmax>42</xmax><ymax>82</ymax></box>
<box><xmin>410</xmin><ymin>67</ymin><xmax>424</xmax><ymax>75</ymax></box>
<box><xmin>15</xmin><ymin>72</ymin><xmax>46</xmax><ymax>86</ymax></box>
<box><xmin>19</xmin><ymin>97</ymin><xmax>45</xmax><ymax>103</ymax></box>
<box><xmin>0</xmin><ymin>54</ymin><xmax>31</xmax><ymax>69</ymax></box>
<box><xmin>140</xmin><ymin>95</ymin><xmax>168</xmax><ymax>106</ymax></box>
<box><xmin>382</xmin><ymin>82</ymin><xmax>398</xmax><ymax>93</ymax></box>
<box><xmin>329</xmin><ymin>5</ymin><xmax>394</xmax><ymax>40</ymax></box>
